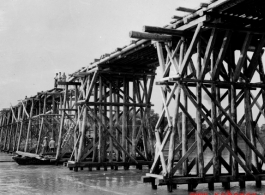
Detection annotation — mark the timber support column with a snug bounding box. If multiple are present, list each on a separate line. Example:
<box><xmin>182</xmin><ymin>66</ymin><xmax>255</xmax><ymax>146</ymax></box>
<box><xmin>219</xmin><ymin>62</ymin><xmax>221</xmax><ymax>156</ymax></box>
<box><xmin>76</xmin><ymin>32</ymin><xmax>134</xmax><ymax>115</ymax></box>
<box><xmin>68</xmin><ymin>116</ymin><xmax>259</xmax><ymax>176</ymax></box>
<box><xmin>24</xmin><ymin>99</ymin><xmax>34</xmax><ymax>152</ymax></box>
<box><xmin>56</xmin><ymin>81</ymin><xmax>81</xmax><ymax>161</ymax></box>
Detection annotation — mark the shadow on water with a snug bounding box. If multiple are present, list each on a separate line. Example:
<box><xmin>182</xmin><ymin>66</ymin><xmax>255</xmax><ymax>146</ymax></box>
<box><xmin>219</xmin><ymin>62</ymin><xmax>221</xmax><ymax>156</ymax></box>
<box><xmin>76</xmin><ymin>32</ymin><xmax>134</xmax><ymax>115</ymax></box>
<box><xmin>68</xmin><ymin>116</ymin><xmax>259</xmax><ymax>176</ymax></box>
<box><xmin>0</xmin><ymin>151</ymin><xmax>265</xmax><ymax>195</ymax></box>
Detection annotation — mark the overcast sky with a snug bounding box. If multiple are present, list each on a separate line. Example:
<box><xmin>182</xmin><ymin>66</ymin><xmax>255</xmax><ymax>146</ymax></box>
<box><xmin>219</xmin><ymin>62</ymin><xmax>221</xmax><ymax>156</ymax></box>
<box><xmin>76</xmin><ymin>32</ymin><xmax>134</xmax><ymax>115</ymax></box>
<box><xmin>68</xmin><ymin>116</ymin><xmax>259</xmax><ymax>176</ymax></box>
<box><xmin>0</xmin><ymin>0</ymin><xmax>207</xmax><ymax>110</ymax></box>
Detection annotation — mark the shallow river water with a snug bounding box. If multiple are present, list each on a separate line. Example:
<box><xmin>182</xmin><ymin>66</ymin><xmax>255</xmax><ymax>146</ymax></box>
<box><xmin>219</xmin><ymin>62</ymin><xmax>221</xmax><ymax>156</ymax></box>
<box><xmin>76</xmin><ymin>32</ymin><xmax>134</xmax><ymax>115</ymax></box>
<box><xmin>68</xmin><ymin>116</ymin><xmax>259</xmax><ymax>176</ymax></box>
<box><xmin>0</xmin><ymin>153</ymin><xmax>265</xmax><ymax>195</ymax></box>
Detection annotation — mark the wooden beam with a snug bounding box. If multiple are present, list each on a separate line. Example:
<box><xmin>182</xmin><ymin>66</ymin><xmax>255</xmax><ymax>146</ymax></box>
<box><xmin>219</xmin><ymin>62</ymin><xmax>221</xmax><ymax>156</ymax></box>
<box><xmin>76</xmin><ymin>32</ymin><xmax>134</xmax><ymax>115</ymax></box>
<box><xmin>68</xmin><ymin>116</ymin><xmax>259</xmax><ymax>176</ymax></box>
<box><xmin>129</xmin><ymin>31</ymin><xmax>172</xmax><ymax>42</ymax></box>
<box><xmin>212</xmin><ymin>30</ymin><xmax>232</xmax><ymax>80</ymax></box>
<box><xmin>177</xmin><ymin>15</ymin><xmax>210</xmax><ymax>31</ymax></box>
<box><xmin>246</xmin><ymin>34</ymin><xmax>265</xmax><ymax>80</ymax></box>
<box><xmin>180</xmin><ymin>23</ymin><xmax>202</xmax><ymax>77</ymax></box>
<box><xmin>171</xmin><ymin>15</ymin><xmax>182</xmax><ymax>20</ymax></box>
<box><xmin>176</xmin><ymin>7</ymin><xmax>196</xmax><ymax>13</ymax></box>
<box><xmin>200</xmin><ymin>28</ymin><xmax>217</xmax><ymax>79</ymax></box>
<box><xmin>203</xmin><ymin>22</ymin><xmax>265</xmax><ymax>34</ymax></box>
<box><xmin>57</xmin><ymin>82</ymin><xmax>81</xmax><ymax>86</ymax></box>
<box><xmin>233</xmin><ymin>33</ymin><xmax>253</xmax><ymax>82</ymax></box>
<box><xmin>143</xmin><ymin>26</ymin><xmax>185</xmax><ymax>36</ymax></box>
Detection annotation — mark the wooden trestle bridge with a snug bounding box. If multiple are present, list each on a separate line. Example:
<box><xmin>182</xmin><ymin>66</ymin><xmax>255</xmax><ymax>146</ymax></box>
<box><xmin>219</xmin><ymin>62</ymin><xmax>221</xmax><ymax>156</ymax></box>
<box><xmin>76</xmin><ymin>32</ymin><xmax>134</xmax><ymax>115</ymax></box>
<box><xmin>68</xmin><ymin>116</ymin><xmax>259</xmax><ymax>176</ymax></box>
<box><xmin>1</xmin><ymin>0</ymin><xmax>265</xmax><ymax>192</ymax></box>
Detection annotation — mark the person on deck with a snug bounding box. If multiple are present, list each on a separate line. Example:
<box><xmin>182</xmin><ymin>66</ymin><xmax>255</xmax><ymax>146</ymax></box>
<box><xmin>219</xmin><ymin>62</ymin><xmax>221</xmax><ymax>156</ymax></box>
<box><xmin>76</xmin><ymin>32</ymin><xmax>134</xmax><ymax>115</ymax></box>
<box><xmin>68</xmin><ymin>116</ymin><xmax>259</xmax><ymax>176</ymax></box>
<box><xmin>54</xmin><ymin>73</ymin><xmax>58</xmax><ymax>88</ymax></box>
<box><xmin>42</xmin><ymin>137</ymin><xmax>48</xmax><ymax>153</ymax></box>
<box><xmin>49</xmin><ymin>138</ymin><xmax>56</xmax><ymax>152</ymax></box>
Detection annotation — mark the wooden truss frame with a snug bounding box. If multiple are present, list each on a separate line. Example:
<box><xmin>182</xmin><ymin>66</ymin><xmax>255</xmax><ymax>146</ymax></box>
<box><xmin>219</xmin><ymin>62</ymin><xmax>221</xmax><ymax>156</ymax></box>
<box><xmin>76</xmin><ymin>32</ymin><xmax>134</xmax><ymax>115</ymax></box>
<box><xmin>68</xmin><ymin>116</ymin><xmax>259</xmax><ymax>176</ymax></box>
<box><xmin>0</xmin><ymin>87</ymin><xmax>74</xmax><ymax>162</ymax></box>
<box><xmin>61</xmin><ymin>65</ymin><xmax>157</xmax><ymax>171</ymax></box>
<box><xmin>134</xmin><ymin>19</ymin><xmax>265</xmax><ymax>192</ymax></box>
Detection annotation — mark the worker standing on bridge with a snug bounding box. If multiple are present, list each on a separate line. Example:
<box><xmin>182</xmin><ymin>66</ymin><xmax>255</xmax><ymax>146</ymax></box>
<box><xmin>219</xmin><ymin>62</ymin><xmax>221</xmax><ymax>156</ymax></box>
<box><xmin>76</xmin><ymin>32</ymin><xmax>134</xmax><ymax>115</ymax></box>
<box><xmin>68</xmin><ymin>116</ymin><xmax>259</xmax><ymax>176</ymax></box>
<box><xmin>49</xmin><ymin>138</ymin><xmax>55</xmax><ymax>152</ymax></box>
<box><xmin>42</xmin><ymin>137</ymin><xmax>48</xmax><ymax>153</ymax></box>
<box><xmin>54</xmin><ymin>73</ymin><xmax>58</xmax><ymax>88</ymax></box>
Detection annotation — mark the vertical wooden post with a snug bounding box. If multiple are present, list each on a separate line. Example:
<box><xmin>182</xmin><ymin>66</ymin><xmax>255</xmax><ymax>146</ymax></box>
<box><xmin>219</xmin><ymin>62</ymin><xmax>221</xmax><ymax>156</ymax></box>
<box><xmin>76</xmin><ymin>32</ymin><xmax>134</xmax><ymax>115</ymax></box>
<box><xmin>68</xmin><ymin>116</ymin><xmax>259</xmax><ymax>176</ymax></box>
<box><xmin>216</xmin><ymin>80</ymin><xmax>221</xmax><ymax>175</ymax></box>
<box><xmin>245</xmin><ymin>88</ymin><xmax>257</xmax><ymax>170</ymax></box>
<box><xmin>3</xmin><ymin>112</ymin><xmax>11</xmax><ymax>150</ymax></box>
<box><xmin>144</xmin><ymin>76</ymin><xmax>155</xmax><ymax>158</ymax></box>
<box><xmin>92</xmin><ymin>83</ymin><xmax>98</xmax><ymax>162</ymax></box>
<box><xmin>180</xmin><ymin>40</ymin><xmax>188</xmax><ymax>175</ymax></box>
<box><xmin>36</xmin><ymin>95</ymin><xmax>46</xmax><ymax>154</ymax></box>
<box><xmin>167</xmin><ymin>85</ymin><xmax>181</xmax><ymax>176</ymax></box>
<box><xmin>52</xmin><ymin>95</ymin><xmax>56</xmax><ymax>139</ymax></box>
<box><xmin>77</xmin><ymin>106</ymin><xmax>87</xmax><ymax>162</ymax></box>
<box><xmin>24</xmin><ymin>99</ymin><xmax>34</xmax><ymax>152</ymax></box>
<box><xmin>17</xmin><ymin>104</ymin><xmax>25</xmax><ymax>151</ymax></box>
<box><xmin>115</xmin><ymin>81</ymin><xmax>121</xmax><ymax>162</ymax></box>
<box><xmin>109</xmin><ymin>82</ymin><xmax>113</xmax><ymax>162</ymax></box>
<box><xmin>132</xmin><ymin>79</ymin><xmax>137</xmax><ymax>158</ymax></box>
<box><xmin>0</xmin><ymin>114</ymin><xmax>5</xmax><ymax>147</ymax></box>
<box><xmin>98</xmin><ymin>76</ymin><xmax>104</xmax><ymax>162</ymax></box>
<box><xmin>196</xmin><ymin>38</ymin><xmax>204</xmax><ymax>178</ymax></box>
<box><xmin>122</xmin><ymin>77</ymin><xmax>127</xmax><ymax>162</ymax></box>
<box><xmin>230</xmin><ymin>49</ymin><xmax>238</xmax><ymax>178</ymax></box>
<box><xmin>56</xmin><ymin>85</ymin><xmax>68</xmax><ymax>160</ymax></box>
<box><xmin>74</xmin><ymin>85</ymin><xmax>78</xmax><ymax>160</ymax></box>
<box><xmin>7</xmin><ymin>112</ymin><xmax>15</xmax><ymax>151</ymax></box>
<box><xmin>211</xmin><ymin>51</ymin><xmax>219</xmax><ymax>180</ymax></box>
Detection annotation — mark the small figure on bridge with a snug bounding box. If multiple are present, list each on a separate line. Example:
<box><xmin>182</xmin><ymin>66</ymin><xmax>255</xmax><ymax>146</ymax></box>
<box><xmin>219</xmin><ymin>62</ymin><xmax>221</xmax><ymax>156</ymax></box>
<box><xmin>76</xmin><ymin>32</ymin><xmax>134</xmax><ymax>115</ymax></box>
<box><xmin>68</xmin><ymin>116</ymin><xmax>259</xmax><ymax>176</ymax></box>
<box><xmin>42</xmin><ymin>137</ymin><xmax>48</xmax><ymax>153</ymax></box>
<box><xmin>54</xmin><ymin>73</ymin><xmax>58</xmax><ymax>88</ymax></box>
<box><xmin>62</xmin><ymin>72</ymin><xmax>66</xmax><ymax>82</ymax></box>
<box><xmin>49</xmin><ymin>138</ymin><xmax>55</xmax><ymax>152</ymax></box>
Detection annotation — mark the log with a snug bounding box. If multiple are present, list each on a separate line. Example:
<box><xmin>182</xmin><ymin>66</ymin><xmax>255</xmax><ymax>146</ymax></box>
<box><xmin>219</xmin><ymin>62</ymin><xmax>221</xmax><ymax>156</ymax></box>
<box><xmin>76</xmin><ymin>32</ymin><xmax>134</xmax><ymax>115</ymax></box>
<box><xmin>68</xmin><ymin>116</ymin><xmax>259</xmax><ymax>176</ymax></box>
<box><xmin>24</xmin><ymin>100</ymin><xmax>34</xmax><ymax>152</ymax></box>
<box><xmin>56</xmin><ymin>85</ymin><xmax>68</xmax><ymax>160</ymax></box>
<box><xmin>143</xmin><ymin>26</ymin><xmax>185</xmax><ymax>36</ymax></box>
<box><xmin>129</xmin><ymin>31</ymin><xmax>172</xmax><ymax>42</ymax></box>
<box><xmin>196</xmin><ymin>39</ymin><xmax>204</xmax><ymax>178</ymax></box>
<box><xmin>176</xmin><ymin>7</ymin><xmax>196</xmax><ymax>13</ymax></box>
<box><xmin>109</xmin><ymin>82</ymin><xmax>113</xmax><ymax>162</ymax></box>
<box><xmin>57</xmin><ymin>82</ymin><xmax>81</xmax><ymax>86</ymax></box>
<box><xmin>171</xmin><ymin>15</ymin><xmax>182</xmax><ymax>20</ymax></box>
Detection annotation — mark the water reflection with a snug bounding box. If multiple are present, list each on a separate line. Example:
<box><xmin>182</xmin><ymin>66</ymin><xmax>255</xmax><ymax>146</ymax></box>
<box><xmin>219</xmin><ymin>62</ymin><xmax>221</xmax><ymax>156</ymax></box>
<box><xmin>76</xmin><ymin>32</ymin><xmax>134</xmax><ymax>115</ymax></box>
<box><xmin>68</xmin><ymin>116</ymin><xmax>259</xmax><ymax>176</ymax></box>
<box><xmin>0</xmin><ymin>152</ymin><xmax>265</xmax><ymax>195</ymax></box>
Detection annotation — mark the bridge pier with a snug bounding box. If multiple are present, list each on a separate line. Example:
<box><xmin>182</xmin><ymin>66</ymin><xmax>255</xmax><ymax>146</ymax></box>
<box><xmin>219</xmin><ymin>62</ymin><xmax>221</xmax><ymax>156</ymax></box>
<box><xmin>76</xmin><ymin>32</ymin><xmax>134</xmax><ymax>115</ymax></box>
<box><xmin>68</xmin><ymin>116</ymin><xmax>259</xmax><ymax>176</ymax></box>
<box><xmin>130</xmin><ymin>1</ymin><xmax>265</xmax><ymax>192</ymax></box>
<box><xmin>63</xmin><ymin>63</ymin><xmax>158</xmax><ymax>170</ymax></box>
